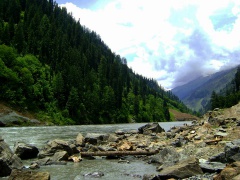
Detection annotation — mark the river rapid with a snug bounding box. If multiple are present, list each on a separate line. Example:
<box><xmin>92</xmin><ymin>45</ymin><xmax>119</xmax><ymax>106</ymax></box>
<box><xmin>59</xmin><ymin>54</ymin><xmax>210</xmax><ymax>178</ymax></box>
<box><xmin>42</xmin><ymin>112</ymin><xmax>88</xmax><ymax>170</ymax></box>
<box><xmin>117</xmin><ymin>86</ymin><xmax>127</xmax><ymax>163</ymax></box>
<box><xmin>0</xmin><ymin>121</ymin><xmax>191</xmax><ymax>180</ymax></box>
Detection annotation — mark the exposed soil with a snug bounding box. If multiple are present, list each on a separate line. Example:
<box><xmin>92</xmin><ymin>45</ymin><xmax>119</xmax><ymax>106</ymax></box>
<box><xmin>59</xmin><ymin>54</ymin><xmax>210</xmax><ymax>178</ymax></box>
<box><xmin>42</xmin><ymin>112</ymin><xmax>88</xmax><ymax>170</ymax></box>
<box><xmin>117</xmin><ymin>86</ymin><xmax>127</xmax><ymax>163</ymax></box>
<box><xmin>0</xmin><ymin>102</ymin><xmax>36</xmax><ymax>119</ymax></box>
<box><xmin>170</xmin><ymin>109</ymin><xmax>199</xmax><ymax>121</ymax></box>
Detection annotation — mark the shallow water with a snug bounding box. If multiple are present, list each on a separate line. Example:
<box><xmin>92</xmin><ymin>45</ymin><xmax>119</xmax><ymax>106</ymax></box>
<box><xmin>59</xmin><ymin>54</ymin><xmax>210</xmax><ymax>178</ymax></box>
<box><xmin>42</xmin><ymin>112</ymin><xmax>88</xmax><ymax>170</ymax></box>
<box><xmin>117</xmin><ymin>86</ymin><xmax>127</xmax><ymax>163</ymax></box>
<box><xmin>0</xmin><ymin>121</ymin><xmax>191</xmax><ymax>180</ymax></box>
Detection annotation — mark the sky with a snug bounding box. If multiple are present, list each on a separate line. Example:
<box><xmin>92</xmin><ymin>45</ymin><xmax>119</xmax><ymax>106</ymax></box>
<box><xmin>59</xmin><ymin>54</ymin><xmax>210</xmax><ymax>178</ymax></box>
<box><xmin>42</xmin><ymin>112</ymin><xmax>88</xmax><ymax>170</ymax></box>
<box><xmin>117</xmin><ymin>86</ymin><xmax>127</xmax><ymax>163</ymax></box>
<box><xmin>56</xmin><ymin>0</ymin><xmax>240</xmax><ymax>89</ymax></box>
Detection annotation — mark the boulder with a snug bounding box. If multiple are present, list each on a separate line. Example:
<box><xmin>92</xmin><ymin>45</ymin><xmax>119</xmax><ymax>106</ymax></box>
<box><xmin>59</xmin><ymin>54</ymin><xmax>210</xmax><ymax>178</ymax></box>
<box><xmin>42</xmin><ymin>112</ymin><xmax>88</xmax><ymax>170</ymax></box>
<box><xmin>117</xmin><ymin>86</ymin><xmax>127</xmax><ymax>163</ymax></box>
<box><xmin>108</xmin><ymin>134</ymin><xmax>120</xmax><ymax>142</ymax></box>
<box><xmin>157</xmin><ymin>157</ymin><xmax>203</xmax><ymax>179</ymax></box>
<box><xmin>76</xmin><ymin>133</ymin><xmax>85</xmax><ymax>146</ymax></box>
<box><xmin>0</xmin><ymin>139</ymin><xmax>23</xmax><ymax>177</ymax></box>
<box><xmin>209</xmin><ymin>140</ymin><xmax>240</xmax><ymax>163</ymax></box>
<box><xmin>84</xmin><ymin>133</ymin><xmax>109</xmax><ymax>145</ymax></box>
<box><xmin>8</xmin><ymin>169</ymin><xmax>50</xmax><ymax>180</ymax></box>
<box><xmin>14</xmin><ymin>142</ymin><xmax>39</xmax><ymax>160</ymax></box>
<box><xmin>225</xmin><ymin>142</ymin><xmax>239</xmax><ymax>163</ymax></box>
<box><xmin>171</xmin><ymin>136</ymin><xmax>186</xmax><ymax>147</ymax></box>
<box><xmin>51</xmin><ymin>151</ymin><xmax>69</xmax><ymax>161</ymax></box>
<box><xmin>138</xmin><ymin>123</ymin><xmax>165</xmax><ymax>134</ymax></box>
<box><xmin>0</xmin><ymin>112</ymin><xmax>27</xmax><ymax>126</ymax></box>
<box><xmin>150</xmin><ymin>147</ymin><xmax>180</xmax><ymax>166</ymax></box>
<box><xmin>214</xmin><ymin>161</ymin><xmax>240</xmax><ymax>180</ymax></box>
<box><xmin>117</xmin><ymin>141</ymin><xmax>133</xmax><ymax>151</ymax></box>
<box><xmin>199</xmin><ymin>159</ymin><xmax>226</xmax><ymax>173</ymax></box>
<box><xmin>36</xmin><ymin>157</ymin><xmax>67</xmax><ymax>166</ymax></box>
<box><xmin>209</xmin><ymin>152</ymin><xmax>226</xmax><ymax>163</ymax></box>
<box><xmin>38</xmin><ymin>139</ymin><xmax>73</xmax><ymax>159</ymax></box>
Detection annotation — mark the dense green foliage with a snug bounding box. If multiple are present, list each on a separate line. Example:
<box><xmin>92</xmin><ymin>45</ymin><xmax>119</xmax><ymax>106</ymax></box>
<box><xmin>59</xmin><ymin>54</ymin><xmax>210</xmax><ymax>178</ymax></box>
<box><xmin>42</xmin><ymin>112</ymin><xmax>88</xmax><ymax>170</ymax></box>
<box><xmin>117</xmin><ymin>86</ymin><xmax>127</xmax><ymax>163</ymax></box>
<box><xmin>0</xmin><ymin>0</ymin><xmax>190</xmax><ymax>124</ymax></box>
<box><xmin>210</xmin><ymin>67</ymin><xmax>240</xmax><ymax>110</ymax></box>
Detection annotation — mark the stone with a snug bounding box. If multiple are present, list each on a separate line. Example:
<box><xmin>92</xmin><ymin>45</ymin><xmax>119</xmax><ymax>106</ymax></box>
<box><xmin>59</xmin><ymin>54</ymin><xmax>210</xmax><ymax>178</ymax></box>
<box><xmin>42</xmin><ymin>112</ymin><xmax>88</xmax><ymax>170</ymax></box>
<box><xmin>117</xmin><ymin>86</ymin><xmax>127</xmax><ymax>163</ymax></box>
<box><xmin>142</xmin><ymin>174</ymin><xmax>158</xmax><ymax>180</ymax></box>
<box><xmin>83</xmin><ymin>171</ymin><xmax>104</xmax><ymax>178</ymax></box>
<box><xmin>237</xmin><ymin>121</ymin><xmax>240</xmax><ymax>126</ymax></box>
<box><xmin>209</xmin><ymin>140</ymin><xmax>240</xmax><ymax>163</ymax></box>
<box><xmin>51</xmin><ymin>151</ymin><xmax>69</xmax><ymax>161</ymax></box>
<box><xmin>8</xmin><ymin>169</ymin><xmax>50</xmax><ymax>180</ymax></box>
<box><xmin>209</xmin><ymin>152</ymin><xmax>226</xmax><ymax>163</ymax></box>
<box><xmin>36</xmin><ymin>157</ymin><xmax>67</xmax><ymax>166</ymax></box>
<box><xmin>158</xmin><ymin>157</ymin><xmax>203</xmax><ymax>179</ymax></box>
<box><xmin>117</xmin><ymin>141</ymin><xmax>133</xmax><ymax>151</ymax></box>
<box><xmin>115</xmin><ymin>129</ymin><xmax>125</xmax><ymax>135</ymax></box>
<box><xmin>232</xmin><ymin>139</ymin><xmax>240</xmax><ymax>146</ymax></box>
<box><xmin>29</xmin><ymin>162</ymin><xmax>40</xmax><ymax>169</ymax></box>
<box><xmin>225</xmin><ymin>142</ymin><xmax>239</xmax><ymax>163</ymax></box>
<box><xmin>150</xmin><ymin>147</ymin><xmax>180</xmax><ymax>166</ymax></box>
<box><xmin>138</xmin><ymin>123</ymin><xmax>165</xmax><ymax>134</ymax></box>
<box><xmin>14</xmin><ymin>142</ymin><xmax>39</xmax><ymax>160</ymax></box>
<box><xmin>29</xmin><ymin>119</ymin><xmax>41</xmax><ymax>124</ymax></box>
<box><xmin>190</xmin><ymin>130</ymin><xmax>196</xmax><ymax>134</ymax></box>
<box><xmin>230</xmin><ymin>153</ymin><xmax>240</xmax><ymax>162</ymax></box>
<box><xmin>199</xmin><ymin>159</ymin><xmax>226</xmax><ymax>173</ymax></box>
<box><xmin>85</xmin><ymin>133</ymin><xmax>109</xmax><ymax>145</ymax></box>
<box><xmin>76</xmin><ymin>133</ymin><xmax>84</xmax><ymax>146</ymax></box>
<box><xmin>194</xmin><ymin>136</ymin><xmax>201</xmax><ymax>140</ymax></box>
<box><xmin>0</xmin><ymin>139</ymin><xmax>23</xmax><ymax>177</ymax></box>
<box><xmin>68</xmin><ymin>155</ymin><xmax>82</xmax><ymax>162</ymax></box>
<box><xmin>108</xmin><ymin>134</ymin><xmax>120</xmax><ymax>142</ymax></box>
<box><xmin>215</xmin><ymin>132</ymin><xmax>228</xmax><ymax>137</ymax></box>
<box><xmin>166</xmin><ymin>132</ymin><xmax>175</xmax><ymax>139</ymax></box>
<box><xmin>36</xmin><ymin>157</ymin><xmax>51</xmax><ymax>166</ymax></box>
<box><xmin>38</xmin><ymin>139</ymin><xmax>73</xmax><ymax>159</ymax></box>
<box><xmin>233</xmin><ymin>174</ymin><xmax>240</xmax><ymax>180</ymax></box>
<box><xmin>214</xmin><ymin>162</ymin><xmax>240</xmax><ymax>179</ymax></box>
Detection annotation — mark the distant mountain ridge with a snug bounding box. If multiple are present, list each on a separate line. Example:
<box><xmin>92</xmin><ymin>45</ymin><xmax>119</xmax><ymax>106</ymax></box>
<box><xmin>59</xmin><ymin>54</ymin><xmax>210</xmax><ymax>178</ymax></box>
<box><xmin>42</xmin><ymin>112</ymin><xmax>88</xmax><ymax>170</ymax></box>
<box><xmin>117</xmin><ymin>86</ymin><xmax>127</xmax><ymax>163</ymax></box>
<box><xmin>172</xmin><ymin>67</ymin><xmax>238</xmax><ymax>113</ymax></box>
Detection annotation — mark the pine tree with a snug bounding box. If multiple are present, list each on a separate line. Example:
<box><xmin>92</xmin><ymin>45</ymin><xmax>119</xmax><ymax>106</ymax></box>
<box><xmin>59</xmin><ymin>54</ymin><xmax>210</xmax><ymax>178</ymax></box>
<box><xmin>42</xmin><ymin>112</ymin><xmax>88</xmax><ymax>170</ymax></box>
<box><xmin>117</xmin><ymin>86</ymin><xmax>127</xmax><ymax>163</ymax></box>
<box><xmin>235</xmin><ymin>66</ymin><xmax>240</xmax><ymax>92</ymax></box>
<box><xmin>13</xmin><ymin>22</ymin><xmax>25</xmax><ymax>53</ymax></box>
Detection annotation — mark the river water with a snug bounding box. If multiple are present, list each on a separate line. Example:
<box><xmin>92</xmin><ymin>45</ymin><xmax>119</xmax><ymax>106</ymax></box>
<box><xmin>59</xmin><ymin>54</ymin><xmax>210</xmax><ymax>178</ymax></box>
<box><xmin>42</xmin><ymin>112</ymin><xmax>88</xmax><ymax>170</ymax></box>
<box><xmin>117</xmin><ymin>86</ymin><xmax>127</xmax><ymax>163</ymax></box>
<box><xmin>0</xmin><ymin>121</ymin><xmax>191</xmax><ymax>180</ymax></box>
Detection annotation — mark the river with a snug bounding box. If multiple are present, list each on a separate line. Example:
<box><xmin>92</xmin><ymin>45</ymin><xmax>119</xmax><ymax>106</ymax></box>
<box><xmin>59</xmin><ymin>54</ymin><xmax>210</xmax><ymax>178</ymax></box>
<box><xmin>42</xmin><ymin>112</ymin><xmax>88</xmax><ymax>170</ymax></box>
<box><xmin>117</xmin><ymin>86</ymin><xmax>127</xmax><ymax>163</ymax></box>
<box><xmin>0</xmin><ymin>121</ymin><xmax>191</xmax><ymax>180</ymax></box>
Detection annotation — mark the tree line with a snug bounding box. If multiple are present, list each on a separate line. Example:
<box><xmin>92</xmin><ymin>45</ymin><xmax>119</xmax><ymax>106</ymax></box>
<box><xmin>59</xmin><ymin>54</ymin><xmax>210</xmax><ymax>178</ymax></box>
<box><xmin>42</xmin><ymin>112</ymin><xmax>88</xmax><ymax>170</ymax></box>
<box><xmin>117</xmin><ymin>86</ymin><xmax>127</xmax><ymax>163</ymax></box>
<box><xmin>0</xmin><ymin>0</ymin><xmax>191</xmax><ymax>124</ymax></box>
<box><xmin>210</xmin><ymin>66</ymin><xmax>240</xmax><ymax>110</ymax></box>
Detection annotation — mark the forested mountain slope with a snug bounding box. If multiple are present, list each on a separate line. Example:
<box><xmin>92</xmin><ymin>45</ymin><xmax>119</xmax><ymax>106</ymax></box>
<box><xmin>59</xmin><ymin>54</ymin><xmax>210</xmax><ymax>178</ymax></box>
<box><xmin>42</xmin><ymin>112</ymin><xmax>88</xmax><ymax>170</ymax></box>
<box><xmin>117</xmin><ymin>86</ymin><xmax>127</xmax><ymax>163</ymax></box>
<box><xmin>0</xmin><ymin>0</ymin><xmax>191</xmax><ymax>124</ymax></box>
<box><xmin>172</xmin><ymin>67</ymin><xmax>237</xmax><ymax>114</ymax></box>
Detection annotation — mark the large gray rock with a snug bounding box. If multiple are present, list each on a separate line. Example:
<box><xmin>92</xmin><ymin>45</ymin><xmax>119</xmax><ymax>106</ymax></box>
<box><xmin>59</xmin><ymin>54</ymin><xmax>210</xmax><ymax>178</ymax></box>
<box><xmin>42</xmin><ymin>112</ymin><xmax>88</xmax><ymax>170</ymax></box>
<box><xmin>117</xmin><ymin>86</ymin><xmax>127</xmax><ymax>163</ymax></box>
<box><xmin>84</xmin><ymin>133</ymin><xmax>109</xmax><ymax>145</ymax></box>
<box><xmin>14</xmin><ymin>142</ymin><xmax>39</xmax><ymax>160</ymax></box>
<box><xmin>8</xmin><ymin>169</ymin><xmax>50</xmax><ymax>180</ymax></box>
<box><xmin>157</xmin><ymin>157</ymin><xmax>203</xmax><ymax>179</ymax></box>
<box><xmin>150</xmin><ymin>147</ymin><xmax>180</xmax><ymax>166</ymax></box>
<box><xmin>76</xmin><ymin>133</ymin><xmax>85</xmax><ymax>146</ymax></box>
<box><xmin>209</xmin><ymin>139</ymin><xmax>240</xmax><ymax>163</ymax></box>
<box><xmin>138</xmin><ymin>123</ymin><xmax>165</xmax><ymax>135</ymax></box>
<box><xmin>225</xmin><ymin>142</ymin><xmax>240</xmax><ymax>163</ymax></box>
<box><xmin>0</xmin><ymin>112</ymin><xmax>40</xmax><ymax>126</ymax></box>
<box><xmin>214</xmin><ymin>161</ymin><xmax>240</xmax><ymax>180</ymax></box>
<box><xmin>38</xmin><ymin>139</ymin><xmax>73</xmax><ymax>159</ymax></box>
<box><xmin>0</xmin><ymin>112</ymin><xmax>30</xmax><ymax>127</ymax></box>
<box><xmin>0</xmin><ymin>139</ymin><xmax>23</xmax><ymax>177</ymax></box>
<box><xmin>199</xmin><ymin>159</ymin><xmax>226</xmax><ymax>173</ymax></box>
<box><xmin>51</xmin><ymin>151</ymin><xmax>69</xmax><ymax>161</ymax></box>
<box><xmin>36</xmin><ymin>157</ymin><xmax>67</xmax><ymax>166</ymax></box>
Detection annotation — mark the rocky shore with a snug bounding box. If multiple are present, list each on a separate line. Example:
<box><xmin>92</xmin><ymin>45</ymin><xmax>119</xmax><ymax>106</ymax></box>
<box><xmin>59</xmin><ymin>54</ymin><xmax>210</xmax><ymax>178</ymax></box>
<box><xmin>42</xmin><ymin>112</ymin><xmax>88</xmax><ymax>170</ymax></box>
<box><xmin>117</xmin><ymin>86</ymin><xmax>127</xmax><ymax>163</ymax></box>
<box><xmin>1</xmin><ymin>104</ymin><xmax>240</xmax><ymax>179</ymax></box>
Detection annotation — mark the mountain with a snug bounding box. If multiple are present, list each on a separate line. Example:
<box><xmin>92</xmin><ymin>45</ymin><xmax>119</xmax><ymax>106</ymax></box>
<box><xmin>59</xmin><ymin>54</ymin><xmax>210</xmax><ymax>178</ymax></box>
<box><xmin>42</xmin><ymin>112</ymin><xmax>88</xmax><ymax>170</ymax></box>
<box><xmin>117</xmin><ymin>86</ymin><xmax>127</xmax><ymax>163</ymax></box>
<box><xmin>0</xmin><ymin>0</ymin><xmax>191</xmax><ymax>125</ymax></box>
<box><xmin>172</xmin><ymin>67</ymin><xmax>237</xmax><ymax>113</ymax></box>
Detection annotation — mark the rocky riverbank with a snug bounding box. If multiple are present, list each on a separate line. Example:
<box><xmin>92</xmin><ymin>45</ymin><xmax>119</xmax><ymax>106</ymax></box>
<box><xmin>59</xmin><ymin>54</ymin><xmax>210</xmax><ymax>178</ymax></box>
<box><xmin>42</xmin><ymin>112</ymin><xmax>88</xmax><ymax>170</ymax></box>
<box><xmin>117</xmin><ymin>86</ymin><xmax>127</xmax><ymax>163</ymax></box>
<box><xmin>1</xmin><ymin>104</ymin><xmax>240</xmax><ymax>179</ymax></box>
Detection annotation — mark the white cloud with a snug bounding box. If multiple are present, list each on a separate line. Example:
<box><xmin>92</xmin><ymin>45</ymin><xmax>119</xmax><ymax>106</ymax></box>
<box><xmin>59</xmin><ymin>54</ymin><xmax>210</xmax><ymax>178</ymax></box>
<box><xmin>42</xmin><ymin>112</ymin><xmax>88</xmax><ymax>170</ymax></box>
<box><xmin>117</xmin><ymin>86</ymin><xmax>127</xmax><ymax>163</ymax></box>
<box><xmin>60</xmin><ymin>0</ymin><xmax>240</xmax><ymax>89</ymax></box>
